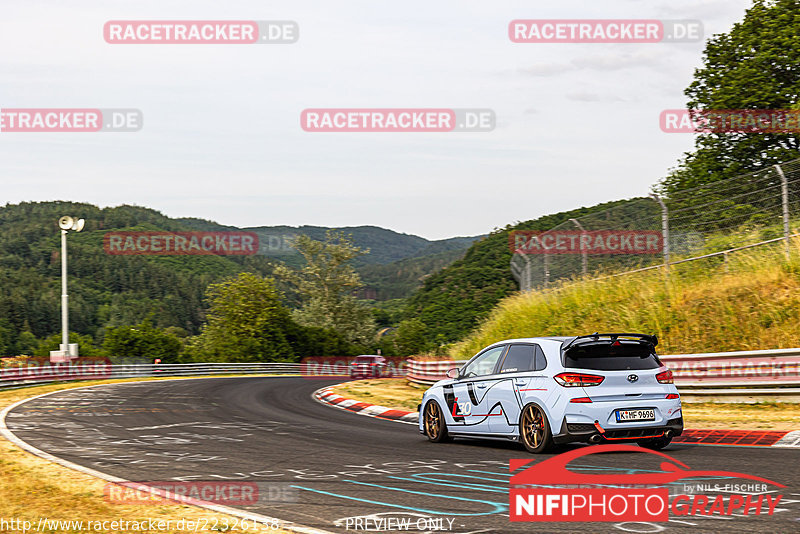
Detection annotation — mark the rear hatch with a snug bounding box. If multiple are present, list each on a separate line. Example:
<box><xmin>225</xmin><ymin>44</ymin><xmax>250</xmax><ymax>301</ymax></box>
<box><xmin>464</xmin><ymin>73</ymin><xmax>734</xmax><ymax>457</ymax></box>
<box><xmin>563</xmin><ymin>337</ymin><xmax>669</xmax><ymax>401</ymax></box>
<box><xmin>352</xmin><ymin>356</ymin><xmax>378</xmax><ymax>372</ymax></box>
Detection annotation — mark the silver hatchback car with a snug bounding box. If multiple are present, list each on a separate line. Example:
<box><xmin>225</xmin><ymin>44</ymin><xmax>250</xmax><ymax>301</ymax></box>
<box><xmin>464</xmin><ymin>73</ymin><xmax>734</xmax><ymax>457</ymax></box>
<box><xmin>419</xmin><ymin>333</ymin><xmax>683</xmax><ymax>453</ymax></box>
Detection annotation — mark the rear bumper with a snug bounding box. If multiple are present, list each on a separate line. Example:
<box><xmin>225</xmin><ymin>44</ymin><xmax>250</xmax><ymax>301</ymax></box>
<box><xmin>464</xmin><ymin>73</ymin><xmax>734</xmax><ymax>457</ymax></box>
<box><xmin>349</xmin><ymin>367</ymin><xmax>383</xmax><ymax>377</ymax></box>
<box><xmin>553</xmin><ymin>416</ymin><xmax>684</xmax><ymax>444</ymax></box>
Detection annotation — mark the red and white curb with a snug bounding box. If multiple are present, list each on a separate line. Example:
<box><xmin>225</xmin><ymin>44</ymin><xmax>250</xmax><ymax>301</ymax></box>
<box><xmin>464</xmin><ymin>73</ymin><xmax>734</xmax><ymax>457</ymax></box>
<box><xmin>675</xmin><ymin>428</ymin><xmax>800</xmax><ymax>448</ymax></box>
<box><xmin>314</xmin><ymin>385</ymin><xmax>800</xmax><ymax>448</ymax></box>
<box><xmin>313</xmin><ymin>386</ymin><xmax>418</xmax><ymax>425</ymax></box>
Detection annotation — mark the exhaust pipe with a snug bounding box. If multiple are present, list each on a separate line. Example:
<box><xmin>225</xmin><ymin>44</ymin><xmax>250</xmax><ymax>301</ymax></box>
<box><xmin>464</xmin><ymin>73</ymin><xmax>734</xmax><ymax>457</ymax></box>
<box><xmin>665</xmin><ymin>429</ymin><xmax>673</xmax><ymax>439</ymax></box>
<box><xmin>589</xmin><ymin>434</ymin><xmax>602</xmax><ymax>444</ymax></box>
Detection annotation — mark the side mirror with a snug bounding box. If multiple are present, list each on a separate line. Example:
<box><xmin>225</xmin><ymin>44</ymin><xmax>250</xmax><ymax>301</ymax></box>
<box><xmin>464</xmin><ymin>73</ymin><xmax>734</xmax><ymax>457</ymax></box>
<box><xmin>446</xmin><ymin>367</ymin><xmax>460</xmax><ymax>379</ymax></box>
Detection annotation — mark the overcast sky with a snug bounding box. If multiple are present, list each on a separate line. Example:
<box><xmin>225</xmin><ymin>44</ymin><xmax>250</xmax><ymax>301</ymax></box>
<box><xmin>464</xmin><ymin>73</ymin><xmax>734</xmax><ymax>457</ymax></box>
<box><xmin>0</xmin><ymin>0</ymin><xmax>754</xmax><ymax>240</ymax></box>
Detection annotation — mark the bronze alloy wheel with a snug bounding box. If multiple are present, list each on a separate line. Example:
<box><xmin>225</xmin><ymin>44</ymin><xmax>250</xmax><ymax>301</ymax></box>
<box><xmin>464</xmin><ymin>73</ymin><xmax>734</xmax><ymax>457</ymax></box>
<box><xmin>520</xmin><ymin>403</ymin><xmax>552</xmax><ymax>453</ymax></box>
<box><xmin>423</xmin><ymin>401</ymin><xmax>450</xmax><ymax>442</ymax></box>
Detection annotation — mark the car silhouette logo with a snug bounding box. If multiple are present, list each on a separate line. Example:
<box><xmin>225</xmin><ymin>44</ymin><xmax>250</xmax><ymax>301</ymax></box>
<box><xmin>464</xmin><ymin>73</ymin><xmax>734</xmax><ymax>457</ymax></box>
<box><xmin>509</xmin><ymin>444</ymin><xmax>785</xmax><ymax>487</ymax></box>
<box><xmin>627</xmin><ymin>374</ymin><xmax>638</xmax><ymax>382</ymax></box>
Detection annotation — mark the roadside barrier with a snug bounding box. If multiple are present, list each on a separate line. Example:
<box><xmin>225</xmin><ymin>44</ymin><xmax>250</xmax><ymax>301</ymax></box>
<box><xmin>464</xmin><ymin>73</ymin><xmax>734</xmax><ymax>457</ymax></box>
<box><xmin>407</xmin><ymin>348</ymin><xmax>800</xmax><ymax>397</ymax></box>
<box><xmin>0</xmin><ymin>362</ymin><xmax>307</xmax><ymax>390</ymax></box>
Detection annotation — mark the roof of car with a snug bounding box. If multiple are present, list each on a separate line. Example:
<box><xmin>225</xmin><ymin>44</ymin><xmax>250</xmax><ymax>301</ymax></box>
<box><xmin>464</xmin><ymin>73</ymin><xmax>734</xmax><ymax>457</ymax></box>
<box><xmin>487</xmin><ymin>337</ymin><xmax>568</xmax><ymax>347</ymax></box>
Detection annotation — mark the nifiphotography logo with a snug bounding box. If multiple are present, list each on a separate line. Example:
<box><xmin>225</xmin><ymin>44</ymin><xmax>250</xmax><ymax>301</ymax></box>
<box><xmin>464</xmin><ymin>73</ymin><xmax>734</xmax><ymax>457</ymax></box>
<box><xmin>509</xmin><ymin>445</ymin><xmax>784</xmax><ymax>523</ymax></box>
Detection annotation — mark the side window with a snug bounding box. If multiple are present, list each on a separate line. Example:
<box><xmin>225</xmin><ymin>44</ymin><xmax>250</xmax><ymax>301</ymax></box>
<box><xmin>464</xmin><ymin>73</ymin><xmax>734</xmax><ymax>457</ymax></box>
<box><xmin>461</xmin><ymin>345</ymin><xmax>505</xmax><ymax>378</ymax></box>
<box><xmin>499</xmin><ymin>344</ymin><xmax>536</xmax><ymax>373</ymax></box>
<box><xmin>534</xmin><ymin>345</ymin><xmax>547</xmax><ymax>371</ymax></box>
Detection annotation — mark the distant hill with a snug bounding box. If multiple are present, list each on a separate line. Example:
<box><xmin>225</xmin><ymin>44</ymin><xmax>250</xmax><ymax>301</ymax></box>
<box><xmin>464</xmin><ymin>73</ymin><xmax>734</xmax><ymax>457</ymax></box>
<box><xmin>0</xmin><ymin>201</ymin><xmax>480</xmax><ymax>355</ymax></box>
<box><xmin>235</xmin><ymin>225</ymin><xmax>481</xmax><ymax>267</ymax></box>
<box><xmin>358</xmin><ymin>248</ymin><xmax>473</xmax><ymax>301</ymax></box>
<box><xmin>0</xmin><ymin>202</ymin><xmax>272</xmax><ymax>349</ymax></box>
<box><xmin>405</xmin><ymin>198</ymin><xmax>655</xmax><ymax>345</ymax></box>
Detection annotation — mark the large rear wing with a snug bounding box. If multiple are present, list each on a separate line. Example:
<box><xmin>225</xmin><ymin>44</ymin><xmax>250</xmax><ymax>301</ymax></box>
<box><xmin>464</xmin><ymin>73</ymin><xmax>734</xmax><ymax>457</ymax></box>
<box><xmin>561</xmin><ymin>333</ymin><xmax>658</xmax><ymax>352</ymax></box>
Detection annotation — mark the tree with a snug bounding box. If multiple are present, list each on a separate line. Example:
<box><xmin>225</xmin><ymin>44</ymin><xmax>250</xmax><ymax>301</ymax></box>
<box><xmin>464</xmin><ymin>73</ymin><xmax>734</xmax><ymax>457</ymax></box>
<box><xmin>186</xmin><ymin>273</ymin><xmax>298</xmax><ymax>362</ymax></box>
<box><xmin>275</xmin><ymin>231</ymin><xmax>376</xmax><ymax>344</ymax></box>
<box><xmin>103</xmin><ymin>319</ymin><xmax>182</xmax><ymax>362</ymax></box>
<box><xmin>36</xmin><ymin>332</ymin><xmax>105</xmax><ymax>357</ymax></box>
<box><xmin>661</xmin><ymin>0</ymin><xmax>800</xmax><ymax>194</ymax></box>
<box><xmin>394</xmin><ymin>318</ymin><xmax>430</xmax><ymax>356</ymax></box>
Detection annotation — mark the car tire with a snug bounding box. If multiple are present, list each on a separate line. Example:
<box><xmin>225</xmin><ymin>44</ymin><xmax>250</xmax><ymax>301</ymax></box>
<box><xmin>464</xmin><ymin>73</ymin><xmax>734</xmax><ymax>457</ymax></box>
<box><xmin>519</xmin><ymin>403</ymin><xmax>553</xmax><ymax>454</ymax></box>
<box><xmin>423</xmin><ymin>400</ymin><xmax>451</xmax><ymax>443</ymax></box>
<box><xmin>638</xmin><ymin>436</ymin><xmax>672</xmax><ymax>450</ymax></box>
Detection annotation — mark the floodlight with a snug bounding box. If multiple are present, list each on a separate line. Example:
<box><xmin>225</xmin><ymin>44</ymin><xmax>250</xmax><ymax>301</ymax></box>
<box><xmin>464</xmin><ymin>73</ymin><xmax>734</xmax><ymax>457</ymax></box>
<box><xmin>58</xmin><ymin>216</ymin><xmax>74</xmax><ymax>230</ymax></box>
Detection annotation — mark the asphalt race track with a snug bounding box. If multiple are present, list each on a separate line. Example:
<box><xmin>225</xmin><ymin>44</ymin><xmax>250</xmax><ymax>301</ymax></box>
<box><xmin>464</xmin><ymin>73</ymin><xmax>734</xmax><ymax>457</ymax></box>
<box><xmin>3</xmin><ymin>377</ymin><xmax>800</xmax><ymax>533</ymax></box>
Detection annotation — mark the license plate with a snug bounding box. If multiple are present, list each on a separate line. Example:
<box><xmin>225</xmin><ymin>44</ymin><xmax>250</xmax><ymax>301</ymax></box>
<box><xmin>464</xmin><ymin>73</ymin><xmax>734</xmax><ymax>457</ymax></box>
<box><xmin>615</xmin><ymin>408</ymin><xmax>655</xmax><ymax>422</ymax></box>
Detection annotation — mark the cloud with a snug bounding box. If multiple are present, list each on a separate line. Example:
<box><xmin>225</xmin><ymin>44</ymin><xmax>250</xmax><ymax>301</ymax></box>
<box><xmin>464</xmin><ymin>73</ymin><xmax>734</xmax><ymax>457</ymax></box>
<box><xmin>517</xmin><ymin>63</ymin><xmax>574</xmax><ymax>77</ymax></box>
<box><xmin>565</xmin><ymin>92</ymin><xmax>626</xmax><ymax>103</ymax></box>
<box><xmin>519</xmin><ymin>50</ymin><xmax>668</xmax><ymax>78</ymax></box>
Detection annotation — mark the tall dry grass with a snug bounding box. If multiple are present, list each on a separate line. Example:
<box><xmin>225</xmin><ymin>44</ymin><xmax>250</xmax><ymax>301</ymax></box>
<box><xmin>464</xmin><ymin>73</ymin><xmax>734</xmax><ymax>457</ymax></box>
<box><xmin>452</xmin><ymin>240</ymin><xmax>800</xmax><ymax>358</ymax></box>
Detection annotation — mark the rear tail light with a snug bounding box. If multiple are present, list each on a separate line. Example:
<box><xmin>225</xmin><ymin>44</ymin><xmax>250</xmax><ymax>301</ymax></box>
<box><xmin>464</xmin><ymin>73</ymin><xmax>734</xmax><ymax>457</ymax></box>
<box><xmin>666</xmin><ymin>393</ymin><xmax>680</xmax><ymax>399</ymax></box>
<box><xmin>569</xmin><ymin>397</ymin><xmax>593</xmax><ymax>403</ymax></box>
<box><xmin>656</xmin><ymin>370</ymin><xmax>674</xmax><ymax>384</ymax></box>
<box><xmin>554</xmin><ymin>373</ymin><xmax>605</xmax><ymax>387</ymax></box>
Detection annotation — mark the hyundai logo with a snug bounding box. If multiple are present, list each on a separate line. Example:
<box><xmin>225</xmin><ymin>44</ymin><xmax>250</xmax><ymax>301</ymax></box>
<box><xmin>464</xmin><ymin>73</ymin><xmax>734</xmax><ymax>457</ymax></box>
<box><xmin>627</xmin><ymin>374</ymin><xmax>639</xmax><ymax>383</ymax></box>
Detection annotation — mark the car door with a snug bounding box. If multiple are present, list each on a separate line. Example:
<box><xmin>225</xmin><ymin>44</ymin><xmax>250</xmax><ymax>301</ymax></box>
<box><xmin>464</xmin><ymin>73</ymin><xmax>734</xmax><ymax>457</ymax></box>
<box><xmin>488</xmin><ymin>343</ymin><xmax>549</xmax><ymax>434</ymax></box>
<box><xmin>447</xmin><ymin>344</ymin><xmax>506</xmax><ymax>434</ymax></box>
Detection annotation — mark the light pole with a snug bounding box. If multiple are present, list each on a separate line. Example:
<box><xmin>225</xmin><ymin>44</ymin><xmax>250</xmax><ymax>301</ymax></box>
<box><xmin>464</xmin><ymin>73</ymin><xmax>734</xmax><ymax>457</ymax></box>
<box><xmin>51</xmin><ymin>216</ymin><xmax>85</xmax><ymax>363</ymax></box>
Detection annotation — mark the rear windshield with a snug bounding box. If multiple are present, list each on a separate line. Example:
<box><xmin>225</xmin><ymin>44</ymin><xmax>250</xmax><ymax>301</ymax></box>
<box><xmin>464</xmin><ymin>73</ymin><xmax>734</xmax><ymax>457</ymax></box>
<box><xmin>354</xmin><ymin>356</ymin><xmax>377</xmax><ymax>363</ymax></box>
<box><xmin>564</xmin><ymin>342</ymin><xmax>661</xmax><ymax>370</ymax></box>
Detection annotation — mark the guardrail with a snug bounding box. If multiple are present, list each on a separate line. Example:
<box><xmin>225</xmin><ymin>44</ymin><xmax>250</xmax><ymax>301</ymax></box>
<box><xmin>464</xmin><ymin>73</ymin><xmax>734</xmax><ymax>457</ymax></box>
<box><xmin>0</xmin><ymin>362</ymin><xmax>307</xmax><ymax>390</ymax></box>
<box><xmin>5</xmin><ymin>350</ymin><xmax>799</xmax><ymax>399</ymax></box>
<box><xmin>407</xmin><ymin>347</ymin><xmax>800</xmax><ymax>392</ymax></box>
<box><xmin>406</xmin><ymin>359</ymin><xmax>468</xmax><ymax>385</ymax></box>
<box><xmin>661</xmin><ymin>348</ymin><xmax>800</xmax><ymax>387</ymax></box>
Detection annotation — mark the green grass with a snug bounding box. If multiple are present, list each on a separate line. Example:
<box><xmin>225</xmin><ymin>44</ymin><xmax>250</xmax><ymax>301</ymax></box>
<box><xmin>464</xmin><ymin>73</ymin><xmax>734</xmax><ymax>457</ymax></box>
<box><xmin>450</xmin><ymin>238</ymin><xmax>800</xmax><ymax>357</ymax></box>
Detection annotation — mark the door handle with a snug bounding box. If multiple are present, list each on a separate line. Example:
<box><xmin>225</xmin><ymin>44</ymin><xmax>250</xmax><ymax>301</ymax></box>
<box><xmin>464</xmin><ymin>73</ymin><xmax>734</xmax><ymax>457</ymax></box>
<box><xmin>515</xmin><ymin>380</ymin><xmax>527</xmax><ymax>386</ymax></box>
<box><xmin>476</xmin><ymin>383</ymin><xmax>487</xmax><ymax>389</ymax></box>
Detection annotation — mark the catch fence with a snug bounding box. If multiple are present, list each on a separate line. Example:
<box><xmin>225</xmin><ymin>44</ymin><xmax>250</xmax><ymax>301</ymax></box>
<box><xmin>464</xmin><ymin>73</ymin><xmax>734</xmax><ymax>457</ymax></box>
<box><xmin>511</xmin><ymin>159</ymin><xmax>800</xmax><ymax>290</ymax></box>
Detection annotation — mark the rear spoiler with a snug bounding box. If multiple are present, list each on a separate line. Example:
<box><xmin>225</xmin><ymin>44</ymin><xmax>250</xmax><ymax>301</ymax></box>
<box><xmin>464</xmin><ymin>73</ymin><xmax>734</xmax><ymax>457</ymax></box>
<box><xmin>561</xmin><ymin>332</ymin><xmax>658</xmax><ymax>352</ymax></box>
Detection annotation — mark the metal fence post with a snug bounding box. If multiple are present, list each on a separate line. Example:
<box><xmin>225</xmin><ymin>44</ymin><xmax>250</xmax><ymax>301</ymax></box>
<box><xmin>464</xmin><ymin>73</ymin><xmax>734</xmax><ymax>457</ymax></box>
<box><xmin>650</xmin><ymin>194</ymin><xmax>670</xmax><ymax>274</ymax></box>
<box><xmin>543</xmin><ymin>252</ymin><xmax>550</xmax><ymax>288</ymax></box>
<box><xmin>569</xmin><ymin>218</ymin><xmax>588</xmax><ymax>277</ymax></box>
<box><xmin>775</xmin><ymin>164</ymin><xmax>791</xmax><ymax>261</ymax></box>
<box><xmin>524</xmin><ymin>255</ymin><xmax>532</xmax><ymax>292</ymax></box>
